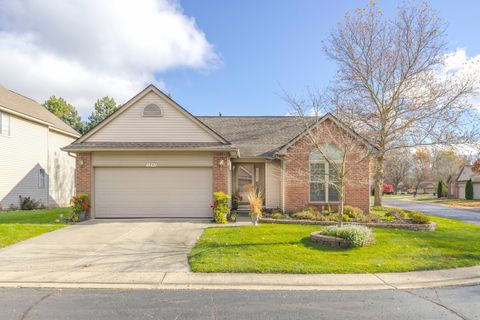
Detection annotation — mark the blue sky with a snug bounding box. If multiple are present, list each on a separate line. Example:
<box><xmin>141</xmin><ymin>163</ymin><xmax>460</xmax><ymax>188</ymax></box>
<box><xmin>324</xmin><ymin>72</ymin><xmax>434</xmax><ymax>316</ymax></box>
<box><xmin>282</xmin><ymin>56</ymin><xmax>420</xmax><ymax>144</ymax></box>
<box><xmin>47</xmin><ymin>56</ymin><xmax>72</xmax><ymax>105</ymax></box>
<box><xmin>0</xmin><ymin>0</ymin><xmax>479</xmax><ymax>118</ymax></box>
<box><xmin>161</xmin><ymin>0</ymin><xmax>480</xmax><ymax>116</ymax></box>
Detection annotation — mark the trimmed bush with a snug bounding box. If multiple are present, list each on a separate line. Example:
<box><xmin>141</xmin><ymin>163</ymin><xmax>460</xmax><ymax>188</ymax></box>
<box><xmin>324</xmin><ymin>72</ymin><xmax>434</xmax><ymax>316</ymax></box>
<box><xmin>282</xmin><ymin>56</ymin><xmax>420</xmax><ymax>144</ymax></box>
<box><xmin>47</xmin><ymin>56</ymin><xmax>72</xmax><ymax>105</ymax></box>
<box><xmin>271</xmin><ymin>212</ymin><xmax>283</xmax><ymax>219</ymax></box>
<box><xmin>408</xmin><ymin>211</ymin><xmax>431</xmax><ymax>224</ymax></box>
<box><xmin>19</xmin><ymin>196</ymin><xmax>42</xmax><ymax>210</ymax></box>
<box><xmin>343</xmin><ymin>205</ymin><xmax>363</xmax><ymax>219</ymax></box>
<box><xmin>293</xmin><ymin>208</ymin><xmax>318</xmax><ymax>220</ymax></box>
<box><xmin>384</xmin><ymin>207</ymin><xmax>407</xmax><ymax>220</ymax></box>
<box><xmin>320</xmin><ymin>225</ymin><xmax>375</xmax><ymax>247</ymax></box>
<box><xmin>466</xmin><ymin>179</ymin><xmax>474</xmax><ymax>200</ymax></box>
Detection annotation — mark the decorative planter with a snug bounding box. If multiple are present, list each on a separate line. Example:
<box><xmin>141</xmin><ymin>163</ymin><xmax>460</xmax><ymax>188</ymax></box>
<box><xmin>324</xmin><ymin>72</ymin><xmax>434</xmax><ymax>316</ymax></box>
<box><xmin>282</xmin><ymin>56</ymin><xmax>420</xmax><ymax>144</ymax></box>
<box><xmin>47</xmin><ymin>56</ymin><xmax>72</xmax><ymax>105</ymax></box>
<box><xmin>251</xmin><ymin>216</ymin><xmax>259</xmax><ymax>226</ymax></box>
<box><xmin>77</xmin><ymin>211</ymin><xmax>86</xmax><ymax>222</ymax></box>
<box><xmin>310</xmin><ymin>232</ymin><xmax>351</xmax><ymax>247</ymax></box>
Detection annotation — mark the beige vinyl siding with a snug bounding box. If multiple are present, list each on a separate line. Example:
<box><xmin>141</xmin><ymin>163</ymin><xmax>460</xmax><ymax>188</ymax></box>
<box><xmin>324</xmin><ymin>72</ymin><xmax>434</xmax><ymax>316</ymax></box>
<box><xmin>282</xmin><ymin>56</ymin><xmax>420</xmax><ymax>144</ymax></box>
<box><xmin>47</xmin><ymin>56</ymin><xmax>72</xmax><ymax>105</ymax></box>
<box><xmin>48</xmin><ymin>131</ymin><xmax>76</xmax><ymax>206</ymax></box>
<box><xmin>94</xmin><ymin>167</ymin><xmax>213</xmax><ymax>218</ymax></box>
<box><xmin>0</xmin><ymin>114</ymin><xmax>49</xmax><ymax>208</ymax></box>
<box><xmin>265</xmin><ymin>159</ymin><xmax>282</xmax><ymax>209</ymax></box>
<box><xmin>86</xmin><ymin>92</ymin><xmax>218</xmax><ymax>143</ymax></box>
<box><xmin>458</xmin><ymin>182</ymin><xmax>466</xmax><ymax>199</ymax></box>
<box><xmin>474</xmin><ymin>183</ymin><xmax>480</xmax><ymax>200</ymax></box>
<box><xmin>92</xmin><ymin>151</ymin><xmax>213</xmax><ymax>167</ymax></box>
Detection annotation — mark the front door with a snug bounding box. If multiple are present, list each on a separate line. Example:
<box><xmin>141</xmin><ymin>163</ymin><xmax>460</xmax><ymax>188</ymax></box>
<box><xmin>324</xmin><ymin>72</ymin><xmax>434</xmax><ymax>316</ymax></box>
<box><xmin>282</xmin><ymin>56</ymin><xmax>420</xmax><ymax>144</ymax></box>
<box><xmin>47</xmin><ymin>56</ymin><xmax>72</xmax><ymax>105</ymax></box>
<box><xmin>233</xmin><ymin>163</ymin><xmax>265</xmax><ymax>205</ymax></box>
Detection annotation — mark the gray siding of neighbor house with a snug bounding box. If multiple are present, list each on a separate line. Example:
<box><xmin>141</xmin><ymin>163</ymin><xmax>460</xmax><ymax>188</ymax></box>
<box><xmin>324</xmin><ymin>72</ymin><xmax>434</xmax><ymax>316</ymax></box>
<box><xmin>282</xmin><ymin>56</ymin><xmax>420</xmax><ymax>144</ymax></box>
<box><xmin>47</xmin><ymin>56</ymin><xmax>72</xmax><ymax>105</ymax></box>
<box><xmin>0</xmin><ymin>113</ymin><xmax>75</xmax><ymax>209</ymax></box>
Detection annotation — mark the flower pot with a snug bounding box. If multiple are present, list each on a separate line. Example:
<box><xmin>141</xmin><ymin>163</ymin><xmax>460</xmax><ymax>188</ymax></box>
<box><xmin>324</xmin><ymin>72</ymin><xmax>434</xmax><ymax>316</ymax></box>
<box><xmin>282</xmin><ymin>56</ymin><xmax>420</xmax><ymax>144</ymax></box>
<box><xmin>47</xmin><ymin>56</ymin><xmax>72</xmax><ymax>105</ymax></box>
<box><xmin>251</xmin><ymin>216</ymin><xmax>259</xmax><ymax>226</ymax></box>
<box><xmin>77</xmin><ymin>211</ymin><xmax>86</xmax><ymax>222</ymax></box>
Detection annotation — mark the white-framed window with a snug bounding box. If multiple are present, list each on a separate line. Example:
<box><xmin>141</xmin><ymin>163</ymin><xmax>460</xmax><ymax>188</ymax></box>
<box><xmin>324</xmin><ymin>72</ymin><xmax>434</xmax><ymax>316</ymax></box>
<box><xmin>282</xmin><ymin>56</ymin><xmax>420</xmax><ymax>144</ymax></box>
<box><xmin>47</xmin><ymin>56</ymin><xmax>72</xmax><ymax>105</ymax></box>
<box><xmin>38</xmin><ymin>169</ymin><xmax>46</xmax><ymax>189</ymax></box>
<box><xmin>143</xmin><ymin>104</ymin><xmax>162</xmax><ymax>117</ymax></box>
<box><xmin>309</xmin><ymin>144</ymin><xmax>342</xmax><ymax>203</ymax></box>
<box><xmin>0</xmin><ymin>112</ymin><xmax>11</xmax><ymax>136</ymax></box>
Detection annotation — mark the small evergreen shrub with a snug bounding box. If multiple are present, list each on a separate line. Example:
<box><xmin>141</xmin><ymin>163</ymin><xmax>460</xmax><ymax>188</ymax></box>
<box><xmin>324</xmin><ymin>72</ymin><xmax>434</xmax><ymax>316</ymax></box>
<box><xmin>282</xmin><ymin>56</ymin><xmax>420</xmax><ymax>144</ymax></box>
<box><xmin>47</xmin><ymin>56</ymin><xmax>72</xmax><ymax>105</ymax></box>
<box><xmin>293</xmin><ymin>208</ymin><xmax>317</xmax><ymax>220</ymax></box>
<box><xmin>19</xmin><ymin>196</ymin><xmax>41</xmax><ymax>210</ymax></box>
<box><xmin>466</xmin><ymin>179</ymin><xmax>474</xmax><ymax>200</ymax></box>
<box><xmin>320</xmin><ymin>225</ymin><xmax>375</xmax><ymax>247</ymax></box>
<box><xmin>408</xmin><ymin>211</ymin><xmax>431</xmax><ymax>224</ymax></box>
<box><xmin>437</xmin><ymin>181</ymin><xmax>443</xmax><ymax>199</ymax></box>
<box><xmin>213</xmin><ymin>192</ymin><xmax>231</xmax><ymax>224</ymax></box>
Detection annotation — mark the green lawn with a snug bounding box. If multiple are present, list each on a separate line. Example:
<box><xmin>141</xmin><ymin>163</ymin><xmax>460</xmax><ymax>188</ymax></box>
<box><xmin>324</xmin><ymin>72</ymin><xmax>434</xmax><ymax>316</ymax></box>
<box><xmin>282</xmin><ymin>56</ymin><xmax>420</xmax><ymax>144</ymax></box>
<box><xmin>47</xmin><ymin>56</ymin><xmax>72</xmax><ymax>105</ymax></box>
<box><xmin>0</xmin><ymin>208</ymin><xmax>68</xmax><ymax>248</ymax></box>
<box><xmin>410</xmin><ymin>196</ymin><xmax>438</xmax><ymax>201</ymax></box>
<box><xmin>189</xmin><ymin>216</ymin><xmax>480</xmax><ymax>274</ymax></box>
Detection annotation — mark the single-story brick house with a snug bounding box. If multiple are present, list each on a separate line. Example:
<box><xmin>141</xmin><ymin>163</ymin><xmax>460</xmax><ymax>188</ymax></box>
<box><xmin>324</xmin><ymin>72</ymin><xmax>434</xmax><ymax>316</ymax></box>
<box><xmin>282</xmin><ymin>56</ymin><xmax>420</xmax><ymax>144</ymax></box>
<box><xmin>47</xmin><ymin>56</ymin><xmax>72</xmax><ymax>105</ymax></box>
<box><xmin>447</xmin><ymin>165</ymin><xmax>480</xmax><ymax>199</ymax></box>
<box><xmin>64</xmin><ymin>85</ymin><xmax>375</xmax><ymax>219</ymax></box>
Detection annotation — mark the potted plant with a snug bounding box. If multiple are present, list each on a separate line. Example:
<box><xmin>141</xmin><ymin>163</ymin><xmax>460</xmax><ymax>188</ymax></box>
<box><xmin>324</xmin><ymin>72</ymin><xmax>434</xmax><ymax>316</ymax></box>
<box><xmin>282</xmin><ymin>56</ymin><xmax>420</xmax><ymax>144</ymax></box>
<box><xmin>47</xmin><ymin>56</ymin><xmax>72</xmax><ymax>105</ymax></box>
<box><xmin>247</xmin><ymin>189</ymin><xmax>263</xmax><ymax>226</ymax></box>
<box><xmin>212</xmin><ymin>192</ymin><xmax>230</xmax><ymax>224</ymax></box>
<box><xmin>228</xmin><ymin>211</ymin><xmax>238</xmax><ymax>222</ymax></box>
<box><xmin>69</xmin><ymin>193</ymin><xmax>91</xmax><ymax>222</ymax></box>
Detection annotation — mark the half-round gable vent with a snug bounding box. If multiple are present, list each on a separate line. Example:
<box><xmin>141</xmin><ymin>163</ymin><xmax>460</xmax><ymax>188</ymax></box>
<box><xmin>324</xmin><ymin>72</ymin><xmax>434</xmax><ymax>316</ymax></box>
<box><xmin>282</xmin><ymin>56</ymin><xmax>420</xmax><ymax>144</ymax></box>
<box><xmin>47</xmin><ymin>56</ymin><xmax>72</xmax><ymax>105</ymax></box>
<box><xmin>143</xmin><ymin>104</ymin><xmax>163</xmax><ymax>117</ymax></box>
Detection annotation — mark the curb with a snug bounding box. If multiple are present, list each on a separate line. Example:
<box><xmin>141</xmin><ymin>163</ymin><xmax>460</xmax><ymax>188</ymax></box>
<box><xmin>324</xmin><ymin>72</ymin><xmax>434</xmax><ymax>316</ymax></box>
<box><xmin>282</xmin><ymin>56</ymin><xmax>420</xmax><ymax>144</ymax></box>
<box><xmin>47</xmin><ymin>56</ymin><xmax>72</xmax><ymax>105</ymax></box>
<box><xmin>0</xmin><ymin>266</ymin><xmax>479</xmax><ymax>291</ymax></box>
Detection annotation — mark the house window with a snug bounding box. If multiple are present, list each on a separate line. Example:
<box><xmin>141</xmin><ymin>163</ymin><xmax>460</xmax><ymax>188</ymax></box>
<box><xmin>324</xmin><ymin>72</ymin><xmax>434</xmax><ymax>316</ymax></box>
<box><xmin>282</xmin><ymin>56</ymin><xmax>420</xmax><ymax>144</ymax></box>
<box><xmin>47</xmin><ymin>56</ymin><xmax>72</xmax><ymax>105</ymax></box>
<box><xmin>309</xmin><ymin>144</ymin><xmax>342</xmax><ymax>202</ymax></box>
<box><xmin>38</xmin><ymin>169</ymin><xmax>46</xmax><ymax>189</ymax></box>
<box><xmin>0</xmin><ymin>112</ymin><xmax>10</xmax><ymax>136</ymax></box>
<box><xmin>143</xmin><ymin>104</ymin><xmax>162</xmax><ymax>117</ymax></box>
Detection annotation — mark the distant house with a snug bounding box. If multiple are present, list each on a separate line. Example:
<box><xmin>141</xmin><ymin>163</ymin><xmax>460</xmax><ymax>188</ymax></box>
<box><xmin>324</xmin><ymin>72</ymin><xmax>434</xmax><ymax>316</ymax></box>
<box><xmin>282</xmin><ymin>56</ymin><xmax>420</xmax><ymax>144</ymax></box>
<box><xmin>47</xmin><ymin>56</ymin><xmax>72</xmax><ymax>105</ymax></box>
<box><xmin>448</xmin><ymin>165</ymin><xmax>480</xmax><ymax>199</ymax></box>
<box><xmin>0</xmin><ymin>85</ymin><xmax>80</xmax><ymax>209</ymax></box>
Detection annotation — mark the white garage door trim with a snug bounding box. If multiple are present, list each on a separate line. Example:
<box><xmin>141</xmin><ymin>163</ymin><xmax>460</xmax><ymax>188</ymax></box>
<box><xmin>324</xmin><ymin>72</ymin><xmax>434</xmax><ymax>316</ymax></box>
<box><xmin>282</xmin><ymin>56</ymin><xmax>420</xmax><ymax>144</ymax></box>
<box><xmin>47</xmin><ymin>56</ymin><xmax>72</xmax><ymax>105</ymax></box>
<box><xmin>94</xmin><ymin>167</ymin><xmax>213</xmax><ymax>218</ymax></box>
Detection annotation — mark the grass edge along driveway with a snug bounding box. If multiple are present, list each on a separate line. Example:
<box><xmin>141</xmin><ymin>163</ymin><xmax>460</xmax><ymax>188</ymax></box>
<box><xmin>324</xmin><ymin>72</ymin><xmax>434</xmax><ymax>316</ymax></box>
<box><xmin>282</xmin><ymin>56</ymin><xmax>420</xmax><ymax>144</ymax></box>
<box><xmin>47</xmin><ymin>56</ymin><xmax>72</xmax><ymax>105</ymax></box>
<box><xmin>189</xmin><ymin>216</ymin><xmax>480</xmax><ymax>274</ymax></box>
<box><xmin>0</xmin><ymin>208</ymin><xmax>68</xmax><ymax>249</ymax></box>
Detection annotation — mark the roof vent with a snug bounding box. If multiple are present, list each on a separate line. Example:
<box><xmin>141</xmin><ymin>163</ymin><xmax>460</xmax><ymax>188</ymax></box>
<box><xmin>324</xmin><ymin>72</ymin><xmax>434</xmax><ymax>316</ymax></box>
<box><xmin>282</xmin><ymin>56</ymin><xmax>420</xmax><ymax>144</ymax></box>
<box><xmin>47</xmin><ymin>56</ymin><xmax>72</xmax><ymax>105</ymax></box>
<box><xmin>143</xmin><ymin>104</ymin><xmax>162</xmax><ymax>117</ymax></box>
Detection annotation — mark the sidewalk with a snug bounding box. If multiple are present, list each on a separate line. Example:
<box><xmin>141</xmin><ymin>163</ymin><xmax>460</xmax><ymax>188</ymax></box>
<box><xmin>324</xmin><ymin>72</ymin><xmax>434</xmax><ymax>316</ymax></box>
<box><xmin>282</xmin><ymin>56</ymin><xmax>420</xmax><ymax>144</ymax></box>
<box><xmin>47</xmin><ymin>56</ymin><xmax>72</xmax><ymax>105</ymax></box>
<box><xmin>1</xmin><ymin>266</ymin><xmax>479</xmax><ymax>291</ymax></box>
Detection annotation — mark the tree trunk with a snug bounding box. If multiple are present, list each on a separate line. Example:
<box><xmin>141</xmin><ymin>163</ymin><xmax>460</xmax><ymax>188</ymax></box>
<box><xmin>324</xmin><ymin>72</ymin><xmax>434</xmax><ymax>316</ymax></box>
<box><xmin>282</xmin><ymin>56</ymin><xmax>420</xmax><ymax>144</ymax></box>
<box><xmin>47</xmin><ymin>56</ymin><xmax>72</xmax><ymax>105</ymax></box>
<box><xmin>338</xmin><ymin>183</ymin><xmax>345</xmax><ymax>227</ymax></box>
<box><xmin>373</xmin><ymin>155</ymin><xmax>384</xmax><ymax>207</ymax></box>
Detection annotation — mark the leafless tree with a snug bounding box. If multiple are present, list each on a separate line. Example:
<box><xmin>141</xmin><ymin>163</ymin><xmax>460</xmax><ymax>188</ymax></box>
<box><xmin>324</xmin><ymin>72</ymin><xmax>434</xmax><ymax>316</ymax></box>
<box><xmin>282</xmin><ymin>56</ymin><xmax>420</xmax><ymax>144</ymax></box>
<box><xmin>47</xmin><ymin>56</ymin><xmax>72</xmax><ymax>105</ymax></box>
<box><xmin>323</xmin><ymin>2</ymin><xmax>480</xmax><ymax>206</ymax></box>
<box><xmin>284</xmin><ymin>91</ymin><xmax>375</xmax><ymax>226</ymax></box>
<box><xmin>384</xmin><ymin>148</ymin><xmax>411</xmax><ymax>193</ymax></box>
<box><xmin>410</xmin><ymin>148</ymin><xmax>433</xmax><ymax>194</ymax></box>
<box><xmin>431</xmin><ymin>148</ymin><xmax>469</xmax><ymax>183</ymax></box>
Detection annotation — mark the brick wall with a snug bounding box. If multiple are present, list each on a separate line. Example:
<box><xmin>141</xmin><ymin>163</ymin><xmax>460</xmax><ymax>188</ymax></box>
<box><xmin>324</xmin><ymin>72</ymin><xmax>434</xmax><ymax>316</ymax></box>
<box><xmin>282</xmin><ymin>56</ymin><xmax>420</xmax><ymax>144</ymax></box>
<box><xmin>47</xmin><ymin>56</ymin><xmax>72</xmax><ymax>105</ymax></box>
<box><xmin>75</xmin><ymin>152</ymin><xmax>92</xmax><ymax>218</ymax></box>
<box><xmin>213</xmin><ymin>152</ymin><xmax>229</xmax><ymax>194</ymax></box>
<box><xmin>284</xmin><ymin>119</ymin><xmax>371</xmax><ymax>213</ymax></box>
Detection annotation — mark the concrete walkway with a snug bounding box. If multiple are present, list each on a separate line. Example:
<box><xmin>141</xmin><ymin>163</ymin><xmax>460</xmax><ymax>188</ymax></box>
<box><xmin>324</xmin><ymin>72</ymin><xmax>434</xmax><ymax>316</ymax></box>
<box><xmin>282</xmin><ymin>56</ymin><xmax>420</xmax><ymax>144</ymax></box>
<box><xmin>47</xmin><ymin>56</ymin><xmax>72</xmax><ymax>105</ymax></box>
<box><xmin>0</xmin><ymin>266</ymin><xmax>479</xmax><ymax>291</ymax></box>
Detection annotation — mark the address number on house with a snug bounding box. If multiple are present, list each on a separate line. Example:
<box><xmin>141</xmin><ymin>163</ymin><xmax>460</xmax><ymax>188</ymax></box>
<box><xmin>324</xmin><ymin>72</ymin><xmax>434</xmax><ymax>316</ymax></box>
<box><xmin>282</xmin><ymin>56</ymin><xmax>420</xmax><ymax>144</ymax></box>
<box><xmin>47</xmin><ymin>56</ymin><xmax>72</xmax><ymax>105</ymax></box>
<box><xmin>146</xmin><ymin>162</ymin><xmax>158</xmax><ymax>167</ymax></box>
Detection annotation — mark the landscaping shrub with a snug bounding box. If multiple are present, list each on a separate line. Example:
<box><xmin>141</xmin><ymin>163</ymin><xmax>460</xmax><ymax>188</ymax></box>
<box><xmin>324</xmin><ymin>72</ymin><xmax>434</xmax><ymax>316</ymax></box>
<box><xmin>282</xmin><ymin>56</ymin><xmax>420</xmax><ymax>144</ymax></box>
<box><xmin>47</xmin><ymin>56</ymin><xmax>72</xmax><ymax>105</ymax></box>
<box><xmin>408</xmin><ymin>211</ymin><xmax>432</xmax><ymax>224</ymax></box>
<box><xmin>213</xmin><ymin>192</ymin><xmax>231</xmax><ymax>224</ymax></box>
<box><xmin>292</xmin><ymin>208</ymin><xmax>318</xmax><ymax>220</ymax></box>
<box><xmin>320</xmin><ymin>225</ymin><xmax>375</xmax><ymax>247</ymax></box>
<box><xmin>19</xmin><ymin>196</ymin><xmax>42</xmax><ymax>210</ymax></box>
<box><xmin>343</xmin><ymin>205</ymin><xmax>363</xmax><ymax>219</ymax></box>
<box><xmin>466</xmin><ymin>179</ymin><xmax>474</xmax><ymax>200</ymax></box>
<box><xmin>271</xmin><ymin>212</ymin><xmax>283</xmax><ymax>219</ymax></box>
<box><xmin>437</xmin><ymin>181</ymin><xmax>448</xmax><ymax>198</ymax></box>
<box><xmin>384</xmin><ymin>207</ymin><xmax>407</xmax><ymax>220</ymax></box>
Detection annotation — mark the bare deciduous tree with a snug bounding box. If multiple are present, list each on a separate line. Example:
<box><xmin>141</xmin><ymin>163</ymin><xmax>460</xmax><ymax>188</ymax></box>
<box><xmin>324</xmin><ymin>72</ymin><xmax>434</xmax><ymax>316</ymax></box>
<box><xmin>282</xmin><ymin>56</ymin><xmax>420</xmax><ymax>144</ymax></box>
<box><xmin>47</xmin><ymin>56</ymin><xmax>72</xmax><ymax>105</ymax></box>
<box><xmin>410</xmin><ymin>148</ymin><xmax>433</xmax><ymax>195</ymax></box>
<box><xmin>323</xmin><ymin>2</ymin><xmax>480</xmax><ymax>206</ymax></box>
<box><xmin>431</xmin><ymin>148</ymin><xmax>469</xmax><ymax>183</ymax></box>
<box><xmin>384</xmin><ymin>148</ymin><xmax>411</xmax><ymax>193</ymax></box>
<box><xmin>284</xmin><ymin>92</ymin><xmax>376</xmax><ymax>226</ymax></box>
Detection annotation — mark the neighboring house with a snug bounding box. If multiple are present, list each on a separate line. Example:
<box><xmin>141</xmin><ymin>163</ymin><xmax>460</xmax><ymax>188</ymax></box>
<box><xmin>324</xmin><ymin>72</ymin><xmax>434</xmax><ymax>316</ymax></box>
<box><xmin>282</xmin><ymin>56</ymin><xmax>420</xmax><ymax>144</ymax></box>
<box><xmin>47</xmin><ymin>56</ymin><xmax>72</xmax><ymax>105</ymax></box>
<box><xmin>63</xmin><ymin>85</ymin><xmax>374</xmax><ymax>219</ymax></box>
<box><xmin>416</xmin><ymin>181</ymin><xmax>436</xmax><ymax>195</ymax></box>
<box><xmin>0</xmin><ymin>85</ymin><xmax>80</xmax><ymax>209</ymax></box>
<box><xmin>449</xmin><ymin>165</ymin><xmax>480</xmax><ymax>199</ymax></box>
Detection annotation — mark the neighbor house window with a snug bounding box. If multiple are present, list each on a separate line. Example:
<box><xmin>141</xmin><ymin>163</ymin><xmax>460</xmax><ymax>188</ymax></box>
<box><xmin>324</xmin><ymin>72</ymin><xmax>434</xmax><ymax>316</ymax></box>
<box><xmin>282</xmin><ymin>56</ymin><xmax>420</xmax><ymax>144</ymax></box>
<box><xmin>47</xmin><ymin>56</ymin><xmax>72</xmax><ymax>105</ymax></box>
<box><xmin>38</xmin><ymin>169</ymin><xmax>46</xmax><ymax>189</ymax></box>
<box><xmin>309</xmin><ymin>144</ymin><xmax>342</xmax><ymax>202</ymax></box>
<box><xmin>0</xmin><ymin>112</ymin><xmax>10</xmax><ymax>136</ymax></box>
<box><xmin>143</xmin><ymin>104</ymin><xmax>162</xmax><ymax>117</ymax></box>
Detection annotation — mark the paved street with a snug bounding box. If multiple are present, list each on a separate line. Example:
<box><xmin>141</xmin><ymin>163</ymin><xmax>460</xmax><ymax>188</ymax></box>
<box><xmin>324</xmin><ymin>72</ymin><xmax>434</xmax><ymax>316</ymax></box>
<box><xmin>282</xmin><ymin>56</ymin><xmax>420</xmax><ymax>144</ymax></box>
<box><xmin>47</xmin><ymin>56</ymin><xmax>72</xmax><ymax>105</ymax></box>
<box><xmin>1</xmin><ymin>285</ymin><xmax>478</xmax><ymax>320</ymax></box>
<box><xmin>383</xmin><ymin>198</ymin><xmax>480</xmax><ymax>225</ymax></box>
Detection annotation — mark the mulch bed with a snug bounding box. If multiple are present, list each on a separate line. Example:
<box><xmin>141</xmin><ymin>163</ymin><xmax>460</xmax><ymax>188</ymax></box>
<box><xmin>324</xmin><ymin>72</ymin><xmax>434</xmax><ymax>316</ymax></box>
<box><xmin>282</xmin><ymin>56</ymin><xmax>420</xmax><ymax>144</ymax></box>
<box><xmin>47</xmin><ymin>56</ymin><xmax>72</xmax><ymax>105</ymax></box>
<box><xmin>259</xmin><ymin>218</ymin><xmax>437</xmax><ymax>231</ymax></box>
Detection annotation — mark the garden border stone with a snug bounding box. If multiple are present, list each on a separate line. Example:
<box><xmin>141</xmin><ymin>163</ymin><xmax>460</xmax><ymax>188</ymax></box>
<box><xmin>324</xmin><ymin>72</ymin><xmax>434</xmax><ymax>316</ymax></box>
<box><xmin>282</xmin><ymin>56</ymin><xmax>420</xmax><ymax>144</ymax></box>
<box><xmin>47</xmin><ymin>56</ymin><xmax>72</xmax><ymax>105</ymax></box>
<box><xmin>259</xmin><ymin>218</ymin><xmax>437</xmax><ymax>231</ymax></box>
<box><xmin>309</xmin><ymin>232</ymin><xmax>351</xmax><ymax>247</ymax></box>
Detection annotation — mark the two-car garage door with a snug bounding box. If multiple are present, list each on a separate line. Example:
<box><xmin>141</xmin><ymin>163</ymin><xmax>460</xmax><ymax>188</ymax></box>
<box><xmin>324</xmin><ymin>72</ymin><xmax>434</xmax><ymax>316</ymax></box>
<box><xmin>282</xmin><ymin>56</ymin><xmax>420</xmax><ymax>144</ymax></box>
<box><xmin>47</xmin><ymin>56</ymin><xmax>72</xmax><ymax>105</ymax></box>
<box><xmin>94</xmin><ymin>167</ymin><xmax>213</xmax><ymax>218</ymax></box>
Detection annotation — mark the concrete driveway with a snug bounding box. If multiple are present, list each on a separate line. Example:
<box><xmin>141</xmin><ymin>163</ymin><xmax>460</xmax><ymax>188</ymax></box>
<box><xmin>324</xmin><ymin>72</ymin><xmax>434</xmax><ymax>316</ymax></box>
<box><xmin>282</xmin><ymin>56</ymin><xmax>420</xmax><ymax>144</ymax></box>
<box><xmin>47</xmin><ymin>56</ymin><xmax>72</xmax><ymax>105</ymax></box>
<box><xmin>0</xmin><ymin>220</ymin><xmax>208</xmax><ymax>275</ymax></box>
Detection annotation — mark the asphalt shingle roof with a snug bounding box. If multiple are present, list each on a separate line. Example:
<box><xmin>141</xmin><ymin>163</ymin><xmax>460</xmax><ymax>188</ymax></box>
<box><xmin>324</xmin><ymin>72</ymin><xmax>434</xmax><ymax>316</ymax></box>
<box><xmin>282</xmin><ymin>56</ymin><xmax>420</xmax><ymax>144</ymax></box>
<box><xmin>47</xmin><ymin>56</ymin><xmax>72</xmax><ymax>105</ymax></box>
<box><xmin>0</xmin><ymin>85</ymin><xmax>79</xmax><ymax>136</ymax></box>
<box><xmin>197</xmin><ymin>116</ymin><xmax>312</xmax><ymax>157</ymax></box>
<box><xmin>63</xmin><ymin>141</ymin><xmax>235</xmax><ymax>151</ymax></box>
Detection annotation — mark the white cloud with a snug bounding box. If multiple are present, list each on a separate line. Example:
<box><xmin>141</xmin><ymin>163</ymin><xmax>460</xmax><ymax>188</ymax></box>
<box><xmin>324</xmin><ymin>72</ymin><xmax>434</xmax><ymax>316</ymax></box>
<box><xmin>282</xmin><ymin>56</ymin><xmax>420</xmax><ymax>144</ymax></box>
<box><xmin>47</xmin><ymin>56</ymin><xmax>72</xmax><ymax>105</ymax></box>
<box><xmin>0</xmin><ymin>0</ymin><xmax>218</xmax><ymax>117</ymax></box>
<box><xmin>444</xmin><ymin>48</ymin><xmax>480</xmax><ymax>110</ymax></box>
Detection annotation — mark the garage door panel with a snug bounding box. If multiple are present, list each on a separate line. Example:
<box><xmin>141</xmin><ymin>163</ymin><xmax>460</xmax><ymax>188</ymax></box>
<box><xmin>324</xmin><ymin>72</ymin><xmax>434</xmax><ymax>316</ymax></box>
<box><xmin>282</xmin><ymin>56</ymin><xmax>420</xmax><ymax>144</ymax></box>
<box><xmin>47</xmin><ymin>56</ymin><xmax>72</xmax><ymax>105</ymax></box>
<box><xmin>94</xmin><ymin>167</ymin><xmax>213</xmax><ymax>218</ymax></box>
